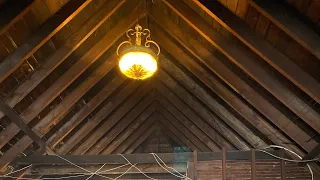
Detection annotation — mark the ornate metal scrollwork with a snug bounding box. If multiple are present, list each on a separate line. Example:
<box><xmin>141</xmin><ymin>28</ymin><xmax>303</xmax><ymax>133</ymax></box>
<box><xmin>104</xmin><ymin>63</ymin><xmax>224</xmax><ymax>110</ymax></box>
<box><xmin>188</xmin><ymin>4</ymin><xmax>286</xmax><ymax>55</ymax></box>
<box><xmin>116</xmin><ymin>24</ymin><xmax>160</xmax><ymax>56</ymax></box>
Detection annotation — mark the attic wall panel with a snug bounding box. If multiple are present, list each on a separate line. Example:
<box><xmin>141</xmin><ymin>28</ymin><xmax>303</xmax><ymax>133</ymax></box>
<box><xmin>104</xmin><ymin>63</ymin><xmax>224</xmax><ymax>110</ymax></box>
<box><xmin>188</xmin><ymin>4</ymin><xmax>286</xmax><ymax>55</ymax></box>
<box><xmin>196</xmin><ymin>160</ymin><xmax>311</xmax><ymax>180</ymax></box>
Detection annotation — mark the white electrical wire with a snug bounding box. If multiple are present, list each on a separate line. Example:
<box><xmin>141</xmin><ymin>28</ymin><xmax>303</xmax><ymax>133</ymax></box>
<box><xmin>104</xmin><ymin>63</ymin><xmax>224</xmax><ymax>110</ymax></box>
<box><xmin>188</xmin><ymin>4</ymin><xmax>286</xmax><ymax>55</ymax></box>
<box><xmin>118</xmin><ymin>154</ymin><xmax>157</xmax><ymax>180</ymax></box>
<box><xmin>151</xmin><ymin>153</ymin><xmax>191</xmax><ymax>179</ymax></box>
<box><xmin>0</xmin><ymin>174</ymin><xmax>88</xmax><ymax>180</ymax></box>
<box><xmin>54</xmin><ymin>154</ymin><xmax>113</xmax><ymax>180</ymax></box>
<box><xmin>111</xmin><ymin>163</ymin><xmax>136</xmax><ymax>180</ymax></box>
<box><xmin>85</xmin><ymin>163</ymin><xmax>106</xmax><ymax>180</ymax></box>
<box><xmin>3</xmin><ymin>164</ymin><xmax>32</xmax><ymax>176</ymax></box>
<box><xmin>256</xmin><ymin>145</ymin><xmax>315</xmax><ymax>180</ymax></box>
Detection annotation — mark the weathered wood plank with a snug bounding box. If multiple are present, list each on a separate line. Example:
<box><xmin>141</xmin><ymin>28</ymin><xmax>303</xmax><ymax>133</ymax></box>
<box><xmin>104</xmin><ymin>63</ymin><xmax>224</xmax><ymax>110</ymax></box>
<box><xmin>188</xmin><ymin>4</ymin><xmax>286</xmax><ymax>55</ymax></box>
<box><xmin>155</xmin><ymin>111</ymin><xmax>203</xmax><ymax>152</ymax></box>
<box><xmin>0</xmin><ymin>100</ymin><xmax>45</xmax><ymax>150</ymax></box>
<box><xmin>155</xmin><ymin>102</ymin><xmax>213</xmax><ymax>152</ymax></box>
<box><xmin>34</xmin><ymin>54</ymin><xmax>118</xmax><ymax>136</ymax></box>
<box><xmin>47</xmin><ymin>74</ymin><xmax>126</xmax><ymax>148</ymax></box>
<box><xmin>72</xmin><ymin>86</ymin><xmax>154</xmax><ymax>155</ymax></box>
<box><xmin>0</xmin><ymin>53</ymin><xmax>118</xmax><ymax>167</ymax></box>
<box><xmin>101</xmin><ymin>106</ymin><xmax>155</xmax><ymax>154</ymax></box>
<box><xmin>113</xmin><ymin>115</ymin><xmax>158</xmax><ymax>154</ymax></box>
<box><xmin>155</xmin><ymin>82</ymin><xmax>234</xmax><ymax>151</ymax></box>
<box><xmin>222</xmin><ymin>147</ymin><xmax>227</xmax><ymax>180</ymax></box>
<box><xmin>56</xmin><ymin>82</ymin><xmax>147</xmax><ymax>154</ymax></box>
<box><xmin>193</xmin><ymin>150</ymin><xmax>198</xmax><ymax>180</ymax></box>
<box><xmin>124</xmin><ymin>124</ymin><xmax>158</xmax><ymax>154</ymax></box>
<box><xmin>250</xmin><ymin>0</ymin><xmax>320</xmax><ymax>60</ymax></box>
<box><xmin>195</xmin><ymin>0</ymin><xmax>320</xmax><ymax>105</ymax></box>
<box><xmin>151</xmin><ymin>28</ymin><xmax>308</xmax><ymax>156</ymax></box>
<box><xmin>87</xmin><ymin>97</ymin><xmax>155</xmax><ymax>155</ymax></box>
<box><xmin>157</xmin><ymin>122</ymin><xmax>186</xmax><ymax>148</ymax></box>
<box><xmin>162</xmin><ymin>0</ymin><xmax>320</xmax><ymax>134</ymax></box>
<box><xmin>13</xmin><ymin>151</ymin><xmax>279</xmax><ymax>165</ymax></box>
<box><xmin>251</xmin><ymin>150</ymin><xmax>256</xmax><ymax>179</ymax></box>
<box><xmin>150</xmin><ymin>9</ymin><xmax>316</xmax><ymax>152</ymax></box>
<box><xmin>23</xmin><ymin>164</ymin><xmax>187</xmax><ymax>175</ymax></box>
<box><xmin>0</xmin><ymin>0</ymin><xmax>126</xmax><ymax>122</ymax></box>
<box><xmin>0</xmin><ymin>6</ymin><xmax>143</xmax><ymax>150</ymax></box>
<box><xmin>0</xmin><ymin>0</ymin><xmax>92</xmax><ymax>83</ymax></box>
<box><xmin>156</xmin><ymin>69</ymin><xmax>251</xmax><ymax>150</ymax></box>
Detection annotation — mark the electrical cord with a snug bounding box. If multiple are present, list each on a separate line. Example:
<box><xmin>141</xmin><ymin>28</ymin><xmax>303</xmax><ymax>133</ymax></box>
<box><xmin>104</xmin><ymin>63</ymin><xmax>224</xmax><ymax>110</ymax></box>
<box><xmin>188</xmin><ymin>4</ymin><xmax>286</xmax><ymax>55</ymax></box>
<box><xmin>256</xmin><ymin>145</ymin><xmax>315</xmax><ymax>180</ymax></box>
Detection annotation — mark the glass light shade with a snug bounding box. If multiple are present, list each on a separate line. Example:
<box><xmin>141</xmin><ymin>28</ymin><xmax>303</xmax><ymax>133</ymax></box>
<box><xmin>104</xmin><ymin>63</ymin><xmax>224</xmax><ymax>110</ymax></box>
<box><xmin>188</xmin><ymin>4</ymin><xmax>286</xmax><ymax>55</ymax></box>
<box><xmin>119</xmin><ymin>51</ymin><xmax>157</xmax><ymax>80</ymax></box>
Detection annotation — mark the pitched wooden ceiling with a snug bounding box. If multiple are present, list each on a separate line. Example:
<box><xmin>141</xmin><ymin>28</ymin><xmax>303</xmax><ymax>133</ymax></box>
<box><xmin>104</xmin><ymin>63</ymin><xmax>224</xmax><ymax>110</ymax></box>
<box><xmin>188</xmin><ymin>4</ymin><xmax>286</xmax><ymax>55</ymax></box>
<box><xmin>0</xmin><ymin>0</ymin><xmax>320</xmax><ymax>175</ymax></box>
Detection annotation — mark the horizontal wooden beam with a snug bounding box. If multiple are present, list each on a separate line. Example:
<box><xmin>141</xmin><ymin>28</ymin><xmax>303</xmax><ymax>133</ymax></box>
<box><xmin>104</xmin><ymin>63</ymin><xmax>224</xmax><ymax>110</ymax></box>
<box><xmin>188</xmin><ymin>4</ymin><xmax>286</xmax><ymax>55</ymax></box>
<box><xmin>13</xmin><ymin>151</ymin><xmax>278</xmax><ymax>165</ymax></box>
<box><xmin>249</xmin><ymin>0</ymin><xmax>320</xmax><ymax>60</ymax></box>
<box><xmin>0</xmin><ymin>0</ymin><xmax>92</xmax><ymax>83</ymax></box>
<box><xmin>195</xmin><ymin>0</ymin><xmax>320</xmax><ymax>105</ymax></box>
<box><xmin>24</xmin><ymin>164</ymin><xmax>187</xmax><ymax>176</ymax></box>
<box><xmin>162</xmin><ymin>0</ymin><xmax>320</xmax><ymax>135</ymax></box>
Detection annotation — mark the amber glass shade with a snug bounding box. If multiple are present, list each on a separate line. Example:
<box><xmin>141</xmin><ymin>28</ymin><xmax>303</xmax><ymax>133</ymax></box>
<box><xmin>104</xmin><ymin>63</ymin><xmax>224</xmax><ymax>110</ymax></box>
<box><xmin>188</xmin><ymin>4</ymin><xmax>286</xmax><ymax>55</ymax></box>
<box><xmin>119</xmin><ymin>51</ymin><xmax>157</xmax><ymax>80</ymax></box>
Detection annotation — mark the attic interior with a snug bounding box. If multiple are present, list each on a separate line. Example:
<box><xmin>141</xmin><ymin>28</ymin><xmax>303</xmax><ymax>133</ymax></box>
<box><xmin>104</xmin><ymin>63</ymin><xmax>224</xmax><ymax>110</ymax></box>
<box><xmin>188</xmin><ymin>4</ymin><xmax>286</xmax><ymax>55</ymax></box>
<box><xmin>0</xmin><ymin>0</ymin><xmax>319</xmax><ymax>179</ymax></box>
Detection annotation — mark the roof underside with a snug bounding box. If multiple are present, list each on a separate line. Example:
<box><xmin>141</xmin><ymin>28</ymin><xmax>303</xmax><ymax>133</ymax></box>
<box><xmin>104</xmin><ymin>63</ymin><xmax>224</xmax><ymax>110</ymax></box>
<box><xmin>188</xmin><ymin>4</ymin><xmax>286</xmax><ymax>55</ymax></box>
<box><xmin>0</xmin><ymin>0</ymin><xmax>320</xmax><ymax>177</ymax></box>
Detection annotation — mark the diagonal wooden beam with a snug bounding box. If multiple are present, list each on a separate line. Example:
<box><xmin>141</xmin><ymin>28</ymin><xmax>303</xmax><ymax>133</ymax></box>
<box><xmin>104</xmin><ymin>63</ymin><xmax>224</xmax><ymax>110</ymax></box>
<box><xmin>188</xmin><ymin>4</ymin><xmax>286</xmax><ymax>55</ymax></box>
<box><xmin>162</xmin><ymin>0</ymin><xmax>320</xmax><ymax>134</ymax></box>
<box><xmin>0</xmin><ymin>0</ymin><xmax>37</xmax><ymax>36</ymax></box>
<box><xmin>155</xmin><ymin>82</ymin><xmax>235</xmax><ymax>151</ymax></box>
<box><xmin>0</xmin><ymin>100</ymin><xmax>45</xmax><ymax>151</ymax></box>
<box><xmin>34</xmin><ymin>54</ymin><xmax>118</xmax><ymax>137</ymax></box>
<box><xmin>155</xmin><ymin>111</ymin><xmax>204</xmax><ymax>152</ymax></box>
<box><xmin>149</xmin><ymin>10</ymin><xmax>317</xmax><ymax>152</ymax></box>
<box><xmin>113</xmin><ymin>115</ymin><xmax>159</xmax><ymax>154</ymax></box>
<box><xmin>56</xmin><ymin>81</ymin><xmax>147</xmax><ymax>154</ymax></box>
<box><xmin>0</xmin><ymin>53</ymin><xmax>118</xmax><ymax>168</ymax></box>
<box><xmin>0</xmin><ymin>0</ymin><xmax>127</xmax><ymax>122</ymax></box>
<box><xmin>124</xmin><ymin>124</ymin><xmax>158</xmax><ymax>154</ymax></box>
<box><xmin>157</xmin><ymin>122</ymin><xmax>186</xmax><ymax>148</ymax></box>
<box><xmin>72</xmin><ymin>84</ymin><xmax>154</xmax><ymax>155</ymax></box>
<box><xmin>154</xmin><ymin>103</ymin><xmax>213</xmax><ymax>152</ymax></box>
<box><xmin>101</xmin><ymin>106</ymin><xmax>155</xmax><ymax>154</ymax></box>
<box><xmin>150</xmin><ymin>26</ymin><xmax>306</xmax><ymax>155</ymax></box>
<box><xmin>0</xmin><ymin>6</ymin><xmax>144</xmax><ymax>150</ymax></box>
<box><xmin>156</xmin><ymin>69</ymin><xmax>251</xmax><ymax>150</ymax></box>
<box><xmin>194</xmin><ymin>0</ymin><xmax>320</xmax><ymax>104</ymax></box>
<box><xmin>87</xmin><ymin>96</ymin><xmax>155</xmax><ymax>155</ymax></box>
<box><xmin>0</xmin><ymin>0</ymin><xmax>93</xmax><ymax>83</ymax></box>
<box><xmin>54</xmin><ymin>80</ymin><xmax>140</xmax><ymax>153</ymax></box>
<box><xmin>249</xmin><ymin>0</ymin><xmax>320</xmax><ymax>61</ymax></box>
<box><xmin>47</xmin><ymin>73</ymin><xmax>126</xmax><ymax>148</ymax></box>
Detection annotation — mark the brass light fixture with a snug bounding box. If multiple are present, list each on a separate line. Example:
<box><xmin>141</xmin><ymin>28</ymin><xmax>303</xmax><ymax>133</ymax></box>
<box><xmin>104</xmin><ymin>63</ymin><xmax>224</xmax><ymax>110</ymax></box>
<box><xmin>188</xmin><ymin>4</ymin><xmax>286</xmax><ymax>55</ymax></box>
<box><xmin>116</xmin><ymin>24</ymin><xmax>160</xmax><ymax>80</ymax></box>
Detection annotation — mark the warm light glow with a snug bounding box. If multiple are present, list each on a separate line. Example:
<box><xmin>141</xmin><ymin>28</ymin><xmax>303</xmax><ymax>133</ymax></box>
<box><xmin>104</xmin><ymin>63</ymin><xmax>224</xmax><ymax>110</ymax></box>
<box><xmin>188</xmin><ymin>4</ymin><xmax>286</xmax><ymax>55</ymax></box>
<box><xmin>119</xmin><ymin>51</ymin><xmax>157</xmax><ymax>80</ymax></box>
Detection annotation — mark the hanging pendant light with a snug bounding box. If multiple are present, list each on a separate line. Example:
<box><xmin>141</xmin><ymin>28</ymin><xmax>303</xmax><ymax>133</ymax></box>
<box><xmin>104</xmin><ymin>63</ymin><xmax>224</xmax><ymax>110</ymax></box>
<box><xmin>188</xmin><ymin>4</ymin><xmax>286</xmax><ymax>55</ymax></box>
<box><xmin>117</xmin><ymin>24</ymin><xmax>160</xmax><ymax>80</ymax></box>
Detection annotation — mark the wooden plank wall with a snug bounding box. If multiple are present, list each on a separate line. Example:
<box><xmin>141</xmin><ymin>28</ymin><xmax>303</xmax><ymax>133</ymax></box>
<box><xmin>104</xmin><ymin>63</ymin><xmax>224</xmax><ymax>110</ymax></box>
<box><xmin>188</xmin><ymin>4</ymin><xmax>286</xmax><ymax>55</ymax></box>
<box><xmin>194</xmin><ymin>160</ymin><xmax>311</xmax><ymax>180</ymax></box>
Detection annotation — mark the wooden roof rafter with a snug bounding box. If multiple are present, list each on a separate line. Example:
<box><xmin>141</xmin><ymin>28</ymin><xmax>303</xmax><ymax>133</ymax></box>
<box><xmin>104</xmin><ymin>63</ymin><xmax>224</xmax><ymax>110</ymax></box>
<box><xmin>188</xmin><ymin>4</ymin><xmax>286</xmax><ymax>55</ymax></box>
<box><xmin>148</xmin><ymin>5</ymin><xmax>318</xmax><ymax>153</ymax></box>
<box><xmin>0</xmin><ymin>0</ymin><xmax>319</xmax><ymax>178</ymax></box>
